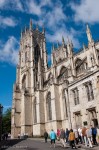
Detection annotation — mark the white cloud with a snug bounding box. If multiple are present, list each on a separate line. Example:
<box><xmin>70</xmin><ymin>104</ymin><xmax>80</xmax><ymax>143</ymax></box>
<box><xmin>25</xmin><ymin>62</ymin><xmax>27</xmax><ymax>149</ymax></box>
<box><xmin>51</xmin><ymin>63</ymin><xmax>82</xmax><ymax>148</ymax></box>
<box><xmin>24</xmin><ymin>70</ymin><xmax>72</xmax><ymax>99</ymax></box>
<box><xmin>0</xmin><ymin>0</ymin><xmax>23</xmax><ymax>11</ymax></box>
<box><xmin>26</xmin><ymin>0</ymin><xmax>41</xmax><ymax>15</ymax></box>
<box><xmin>0</xmin><ymin>0</ymin><xmax>6</xmax><ymax>7</ymax></box>
<box><xmin>0</xmin><ymin>16</ymin><xmax>17</xmax><ymax>27</ymax></box>
<box><xmin>46</xmin><ymin>27</ymin><xmax>80</xmax><ymax>49</ymax></box>
<box><xmin>0</xmin><ymin>36</ymin><xmax>19</xmax><ymax>65</ymax></box>
<box><xmin>70</xmin><ymin>0</ymin><xmax>99</xmax><ymax>23</ymax></box>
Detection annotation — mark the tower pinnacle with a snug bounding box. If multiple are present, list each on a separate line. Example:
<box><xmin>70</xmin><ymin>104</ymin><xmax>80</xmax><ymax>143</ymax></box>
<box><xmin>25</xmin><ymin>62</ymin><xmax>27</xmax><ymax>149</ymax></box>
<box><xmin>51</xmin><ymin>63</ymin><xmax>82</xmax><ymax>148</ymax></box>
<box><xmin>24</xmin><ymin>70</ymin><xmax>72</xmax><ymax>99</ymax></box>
<box><xmin>21</xmin><ymin>29</ymin><xmax>22</xmax><ymax>39</ymax></box>
<box><xmin>36</xmin><ymin>23</ymin><xmax>39</xmax><ymax>30</ymax></box>
<box><xmin>86</xmin><ymin>24</ymin><xmax>93</xmax><ymax>43</ymax></box>
<box><xmin>42</xmin><ymin>25</ymin><xmax>45</xmax><ymax>34</ymax></box>
<box><xmin>62</xmin><ymin>36</ymin><xmax>65</xmax><ymax>46</ymax></box>
<box><xmin>29</xmin><ymin>19</ymin><xmax>33</xmax><ymax>30</ymax></box>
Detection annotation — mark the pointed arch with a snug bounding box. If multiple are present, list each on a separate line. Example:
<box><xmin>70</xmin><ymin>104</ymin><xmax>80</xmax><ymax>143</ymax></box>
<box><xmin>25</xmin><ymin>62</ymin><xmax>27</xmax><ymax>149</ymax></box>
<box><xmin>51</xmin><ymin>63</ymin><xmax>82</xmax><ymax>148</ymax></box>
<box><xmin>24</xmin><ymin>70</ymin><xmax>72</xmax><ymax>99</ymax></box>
<box><xmin>22</xmin><ymin>74</ymin><xmax>26</xmax><ymax>89</ymax></box>
<box><xmin>75</xmin><ymin>58</ymin><xmax>82</xmax><ymax>67</ymax></box>
<box><xmin>34</xmin><ymin>44</ymin><xmax>40</xmax><ymax>64</ymax></box>
<box><xmin>58</xmin><ymin>66</ymin><xmax>68</xmax><ymax>83</ymax></box>
<box><xmin>59</xmin><ymin>66</ymin><xmax>68</xmax><ymax>76</ymax></box>
<box><xmin>47</xmin><ymin>72</ymin><xmax>52</xmax><ymax>80</ymax></box>
<box><xmin>75</xmin><ymin>57</ymin><xmax>87</xmax><ymax>76</ymax></box>
<box><xmin>46</xmin><ymin>92</ymin><xmax>52</xmax><ymax>120</ymax></box>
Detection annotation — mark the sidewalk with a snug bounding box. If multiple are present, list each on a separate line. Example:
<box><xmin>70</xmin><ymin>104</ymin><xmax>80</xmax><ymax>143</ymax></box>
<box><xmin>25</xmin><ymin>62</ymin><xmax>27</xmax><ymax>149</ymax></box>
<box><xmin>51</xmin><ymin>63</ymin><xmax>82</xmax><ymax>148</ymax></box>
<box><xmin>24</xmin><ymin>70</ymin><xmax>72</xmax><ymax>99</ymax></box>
<box><xmin>29</xmin><ymin>137</ymin><xmax>99</xmax><ymax>149</ymax></box>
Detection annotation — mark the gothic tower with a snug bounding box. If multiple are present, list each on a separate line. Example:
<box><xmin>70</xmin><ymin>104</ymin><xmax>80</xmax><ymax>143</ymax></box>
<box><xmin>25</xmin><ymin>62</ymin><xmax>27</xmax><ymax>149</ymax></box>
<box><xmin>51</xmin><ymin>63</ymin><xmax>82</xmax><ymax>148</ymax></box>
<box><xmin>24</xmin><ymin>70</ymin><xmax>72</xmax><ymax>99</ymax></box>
<box><xmin>11</xmin><ymin>20</ymin><xmax>48</xmax><ymax>138</ymax></box>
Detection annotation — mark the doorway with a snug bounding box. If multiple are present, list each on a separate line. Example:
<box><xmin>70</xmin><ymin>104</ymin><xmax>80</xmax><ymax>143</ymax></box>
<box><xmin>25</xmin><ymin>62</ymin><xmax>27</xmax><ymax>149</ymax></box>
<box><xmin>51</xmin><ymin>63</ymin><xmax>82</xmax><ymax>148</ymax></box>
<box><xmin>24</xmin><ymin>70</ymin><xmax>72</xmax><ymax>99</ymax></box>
<box><xmin>87</xmin><ymin>108</ymin><xmax>98</xmax><ymax>127</ymax></box>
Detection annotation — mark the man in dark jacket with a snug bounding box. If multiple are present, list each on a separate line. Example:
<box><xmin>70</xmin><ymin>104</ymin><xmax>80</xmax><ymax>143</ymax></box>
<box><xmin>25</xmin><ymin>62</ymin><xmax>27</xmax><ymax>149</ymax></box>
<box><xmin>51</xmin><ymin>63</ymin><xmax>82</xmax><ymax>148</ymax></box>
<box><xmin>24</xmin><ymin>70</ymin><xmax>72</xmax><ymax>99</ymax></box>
<box><xmin>92</xmin><ymin>127</ymin><xmax>97</xmax><ymax>145</ymax></box>
<box><xmin>60</xmin><ymin>128</ymin><xmax>66</xmax><ymax>147</ymax></box>
<box><xmin>44</xmin><ymin>130</ymin><xmax>48</xmax><ymax>143</ymax></box>
<box><xmin>65</xmin><ymin>128</ymin><xmax>69</xmax><ymax>143</ymax></box>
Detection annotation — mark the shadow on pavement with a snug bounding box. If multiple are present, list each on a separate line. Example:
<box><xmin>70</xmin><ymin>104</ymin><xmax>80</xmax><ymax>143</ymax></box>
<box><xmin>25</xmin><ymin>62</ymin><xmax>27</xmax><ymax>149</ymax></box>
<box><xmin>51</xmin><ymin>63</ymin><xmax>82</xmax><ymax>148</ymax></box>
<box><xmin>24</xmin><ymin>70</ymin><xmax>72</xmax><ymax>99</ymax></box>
<box><xmin>25</xmin><ymin>148</ymin><xmax>39</xmax><ymax>150</ymax></box>
<box><xmin>0</xmin><ymin>139</ymin><xmax>25</xmax><ymax>149</ymax></box>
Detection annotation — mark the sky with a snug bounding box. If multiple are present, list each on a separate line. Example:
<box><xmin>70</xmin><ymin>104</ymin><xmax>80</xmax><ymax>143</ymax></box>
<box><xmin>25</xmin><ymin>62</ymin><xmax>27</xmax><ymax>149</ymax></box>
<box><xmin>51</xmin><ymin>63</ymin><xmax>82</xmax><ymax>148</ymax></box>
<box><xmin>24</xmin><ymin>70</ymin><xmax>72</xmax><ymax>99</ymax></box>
<box><xmin>0</xmin><ymin>0</ymin><xmax>99</xmax><ymax>113</ymax></box>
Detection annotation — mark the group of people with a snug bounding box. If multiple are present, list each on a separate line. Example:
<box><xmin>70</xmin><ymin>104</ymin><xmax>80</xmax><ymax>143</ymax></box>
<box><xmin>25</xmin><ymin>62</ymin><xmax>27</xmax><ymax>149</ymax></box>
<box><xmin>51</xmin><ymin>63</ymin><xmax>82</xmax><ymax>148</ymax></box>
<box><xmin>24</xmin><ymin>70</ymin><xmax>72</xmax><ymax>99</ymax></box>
<box><xmin>44</xmin><ymin>125</ymin><xmax>99</xmax><ymax>149</ymax></box>
<box><xmin>2</xmin><ymin>132</ymin><xmax>8</xmax><ymax>140</ymax></box>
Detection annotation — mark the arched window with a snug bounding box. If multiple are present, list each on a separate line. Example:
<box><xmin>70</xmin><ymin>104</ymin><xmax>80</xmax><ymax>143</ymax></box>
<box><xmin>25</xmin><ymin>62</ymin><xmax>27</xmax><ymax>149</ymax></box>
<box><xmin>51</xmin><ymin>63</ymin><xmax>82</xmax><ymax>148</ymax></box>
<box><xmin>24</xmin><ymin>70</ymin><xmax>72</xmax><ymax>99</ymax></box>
<box><xmin>75</xmin><ymin>58</ymin><xmax>85</xmax><ymax>76</ymax></box>
<box><xmin>46</xmin><ymin>92</ymin><xmax>52</xmax><ymax>120</ymax></box>
<box><xmin>34</xmin><ymin>98</ymin><xmax>37</xmax><ymax>124</ymax></box>
<box><xmin>47</xmin><ymin>73</ymin><xmax>53</xmax><ymax>85</ymax></box>
<box><xmin>58</xmin><ymin>66</ymin><xmax>68</xmax><ymax>83</ymax></box>
<box><xmin>34</xmin><ymin>44</ymin><xmax>40</xmax><ymax>64</ymax></box>
<box><xmin>22</xmin><ymin>75</ymin><xmax>26</xmax><ymax>89</ymax></box>
<box><xmin>85</xmin><ymin>82</ymin><xmax>94</xmax><ymax>101</ymax></box>
<box><xmin>62</xmin><ymin>89</ymin><xmax>68</xmax><ymax>118</ymax></box>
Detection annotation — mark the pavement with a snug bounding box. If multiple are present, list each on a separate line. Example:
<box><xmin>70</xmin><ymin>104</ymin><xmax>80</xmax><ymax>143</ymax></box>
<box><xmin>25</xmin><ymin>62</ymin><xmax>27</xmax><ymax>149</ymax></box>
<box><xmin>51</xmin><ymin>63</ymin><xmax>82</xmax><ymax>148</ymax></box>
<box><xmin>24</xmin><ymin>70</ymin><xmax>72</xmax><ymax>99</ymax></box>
<box><xmin>0</xmin><ymin>138</ymin><xmax>99</xmax><ymax>150</ymax></box>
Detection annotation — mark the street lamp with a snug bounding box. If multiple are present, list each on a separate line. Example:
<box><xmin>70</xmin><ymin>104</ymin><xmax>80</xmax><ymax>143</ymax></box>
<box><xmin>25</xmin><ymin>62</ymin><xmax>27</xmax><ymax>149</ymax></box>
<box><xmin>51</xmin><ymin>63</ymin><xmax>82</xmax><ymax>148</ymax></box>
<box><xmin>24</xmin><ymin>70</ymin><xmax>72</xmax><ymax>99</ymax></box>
<box><xmin>0</xmin><ymin>104</ymin><xmax>3</xmax><ymax>141</ymax></box>
<box><xmin>63</xmin><ymin>79</ymin><xmax>72</xmax><ymax>129</ymax></box>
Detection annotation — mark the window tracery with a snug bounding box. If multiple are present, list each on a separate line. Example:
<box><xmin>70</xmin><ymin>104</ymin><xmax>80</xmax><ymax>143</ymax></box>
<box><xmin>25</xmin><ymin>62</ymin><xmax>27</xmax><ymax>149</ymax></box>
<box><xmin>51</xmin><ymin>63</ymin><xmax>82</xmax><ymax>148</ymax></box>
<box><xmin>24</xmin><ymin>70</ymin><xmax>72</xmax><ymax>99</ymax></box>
<box><xmin>46</xmin><ymin>92</ymin><xmax>52</xmax><ymax>120</ymax></box>
<box><xmin>62</xmin><ymin>89</ymin><xmax>68</xmax><ymax>118</ymax></box>
<box><xmin>75</xmin><ymin>58</ymin><xmax>87</xmax><ymax>76</ymax></box>
<box><xmin>85</xmin><ymin>82</ymin><xmax>94</xmax><ymax>101</ymax></box>
<box><xmin>72</xmin><ymin>88</ymin><xmax>79</xmax><ymax>105</ymax></box>
<box><xmin>22</xmin><ymin>75</ymin><xmax>26</xmax><ymax>89</ymax></box>
<box><xmin>58</xmin><ymin>66</ymin><xmax>68</xmax><ymax>83</ymax></box>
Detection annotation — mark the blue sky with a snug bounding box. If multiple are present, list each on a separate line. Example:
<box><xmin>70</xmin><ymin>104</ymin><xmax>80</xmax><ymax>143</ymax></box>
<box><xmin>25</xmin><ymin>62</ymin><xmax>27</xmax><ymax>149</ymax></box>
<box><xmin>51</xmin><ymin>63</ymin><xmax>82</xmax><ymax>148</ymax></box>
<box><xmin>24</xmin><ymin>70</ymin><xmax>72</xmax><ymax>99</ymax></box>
<box><xmin>0</xmin><ymin>0</ymin><xmax>99</xmax><ymax>112</ymax></box>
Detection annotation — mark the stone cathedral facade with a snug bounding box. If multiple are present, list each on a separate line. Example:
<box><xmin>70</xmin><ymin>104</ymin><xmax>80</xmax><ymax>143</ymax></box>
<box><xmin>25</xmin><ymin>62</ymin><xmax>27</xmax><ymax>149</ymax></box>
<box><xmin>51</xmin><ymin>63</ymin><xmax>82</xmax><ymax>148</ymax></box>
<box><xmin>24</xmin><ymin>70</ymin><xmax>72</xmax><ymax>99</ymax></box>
<box><xmin>11</xmin><ymin>20</ymin><xmax>99</xmax><ymax>138</ymax></box>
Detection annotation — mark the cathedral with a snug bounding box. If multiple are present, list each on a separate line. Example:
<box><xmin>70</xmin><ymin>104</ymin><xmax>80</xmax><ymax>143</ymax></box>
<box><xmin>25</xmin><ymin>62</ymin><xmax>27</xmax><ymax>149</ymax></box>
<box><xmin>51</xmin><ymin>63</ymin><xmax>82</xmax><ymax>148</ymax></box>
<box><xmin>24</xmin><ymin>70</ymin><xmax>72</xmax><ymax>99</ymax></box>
<box><xmin>11</xmin><ymin>20</ymin><xmax>99</xmax><ymax>138</ymax></box>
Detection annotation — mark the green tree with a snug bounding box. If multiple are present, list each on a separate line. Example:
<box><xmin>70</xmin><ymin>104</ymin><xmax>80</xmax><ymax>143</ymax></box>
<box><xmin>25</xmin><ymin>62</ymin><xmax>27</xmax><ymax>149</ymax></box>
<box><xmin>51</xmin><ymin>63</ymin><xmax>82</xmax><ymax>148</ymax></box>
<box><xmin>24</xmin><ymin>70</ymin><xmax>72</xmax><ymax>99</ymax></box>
<box><xmin>2</xmin><ymin>108</ymin><xmax>11</xmax><ymax>133</ymax></box>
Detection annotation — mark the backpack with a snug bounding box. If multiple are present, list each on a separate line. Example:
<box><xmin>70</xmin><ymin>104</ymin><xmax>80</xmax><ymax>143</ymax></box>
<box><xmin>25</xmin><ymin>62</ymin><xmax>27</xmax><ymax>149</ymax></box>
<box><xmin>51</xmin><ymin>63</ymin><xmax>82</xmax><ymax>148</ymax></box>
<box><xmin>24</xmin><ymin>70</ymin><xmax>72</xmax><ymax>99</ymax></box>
<box><xmin>93</xmin><ymin>128</ymin><xmax>97</xmax><ymax>135</ymax></box>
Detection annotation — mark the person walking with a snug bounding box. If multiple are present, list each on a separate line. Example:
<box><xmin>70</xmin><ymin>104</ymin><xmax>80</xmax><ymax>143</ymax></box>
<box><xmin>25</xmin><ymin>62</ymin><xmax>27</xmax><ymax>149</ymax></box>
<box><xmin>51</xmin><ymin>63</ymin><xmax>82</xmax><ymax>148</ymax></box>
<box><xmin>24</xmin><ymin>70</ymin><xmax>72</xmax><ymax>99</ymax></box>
<box><xmin>50</xmin><ymin>129</ymin><xmax>56</xmax><ymax>148</ymax></box>
<box><xmin>86</xmin><ymin>126</ymin><xmax>93</xmax><ymax>148</ymax></box>
<box><xmin>92</xmin><ymin>126</ymin><xmax>98</xmax><ymax>145</ymax></box>
<box><xmin>44</xmin><ymin>130</ymin><xmax>48</xmax><ymax>143</ymax></box>
<box><xmin>65</xmin><ymin>128</ymin><xmax>69</xmax><ymax>143</ymax></box>
<box><xmin>82</xmin><ymin>126</ymin><xmax>88</xmax><ymax>147</ymax></box>
<box><xmin>69</xmin><ymin>129</ymin><xmax>77</xmax><ymax>149</ymax></box>
<box><xmin>73</xmin><ymin>128</ymin><xmax>79</xmax><ymax>145</ymax></box>
<box><xmin>57</xmin><ymin>129</ymin><xmax>60</xmax><ymax>141</ymax></box>
<box><xmin>60</xmin><ymin>128</ymin><xmax>66</xmax><ymax>147</ymax></box>
<box><xmin>78</xmin><ymin>127</ymin><xmax>83</xmax><ymax>143</ymax></box>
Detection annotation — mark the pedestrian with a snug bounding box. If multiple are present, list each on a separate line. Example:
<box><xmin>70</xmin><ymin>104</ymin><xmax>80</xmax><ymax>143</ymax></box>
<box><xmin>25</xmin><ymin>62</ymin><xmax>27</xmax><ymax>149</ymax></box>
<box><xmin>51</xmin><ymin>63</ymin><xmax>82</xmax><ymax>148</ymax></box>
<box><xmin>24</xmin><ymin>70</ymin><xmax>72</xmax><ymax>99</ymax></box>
<box><xmin>86</xmin><ymin>126</ymin><xmax>93</xmax><ymax>148</ymax></box>
<box><xmin>92</xmin><ymin>126</ymin><xmax>98</xmax><ymax>145</ymax></box>
<box><xmin>65</xmin><ymin>128</ymin><xmax>69</xmax><ymax>143</ymax></box>
<box><xmin>5</xmin><ymin>132</ymin><xmax>8</xmax><ymax>140</ymax></box>
<box><xmin>82</xmin><ymin>126</ymin><xmax>88</xmax><ymax>147</ymax></box>
<box><xmin>50</xmin><ymin>129</ymin><xmax>56</xmax><ymax>148</ymax></box>
<box><xmin>44</xmin><ymin>130</ymin><xmax>48</xmax><ymax>143</ymax></box>
<box><xmin>69</xmin><ymin>129</ymin><xmax>77</xmax><ymax>149</ymax></box>
<box><xmin>73</xmin><ymin>128</ymin><xmax>79</xmax><ymax>145</ymax></box>
<box><xmin>57</xmin><ymin>129</ymin><xmax>60</xmax><ymax>141</ymax></box>
<box><xmin>60</xmin><ymin>128</ymin><xmax>66</xmax><ymax>147</ymax></box>
<box><xmin>78</xmin><ymin>127</ymin><xmax>83</xmax><ymax>143</ymax></box>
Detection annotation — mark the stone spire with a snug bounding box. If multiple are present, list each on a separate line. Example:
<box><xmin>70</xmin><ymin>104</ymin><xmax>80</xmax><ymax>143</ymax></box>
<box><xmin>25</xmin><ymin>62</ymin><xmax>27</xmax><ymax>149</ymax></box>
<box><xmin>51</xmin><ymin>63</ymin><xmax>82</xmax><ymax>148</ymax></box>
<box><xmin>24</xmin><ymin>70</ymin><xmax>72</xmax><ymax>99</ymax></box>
<box><xmin>83</xmin><ymin>43</ymin><xmax>86</xmax><ymax>52</ymax></box>
<box><xmin>52</xmin><ymin>44</ymin><xmax>55</xmax><ymax>51</ymax></box>
<box><xmin>62</xmin><ymin>36</ymin><xmax>65</xmax><ymax>46</ymax></box>
<box><xmin>21</xmin><ymin>29</ymin><xmax>22</xmax><ymax>39</ymax></box>
<box><xmin>42</xmin><ymin>25</ymin><xmax>45</xmax><ymax>34</ymax></box>
<box><xmin>29</xmin><ymin>19</ymin><xmax>33</xmax><ymax>30</ymax></box>
<box><xmin>25</xmin><ymin>26</ymin><xmax>27</xmax><ymax>34</ymax></box>
<box><xmin>67</xmin><ymin>37</ymin><xmax>73</xmax><ymax>55</ymax></box>
<box><xmin>36</xmin><ymin>23</ymin><xmax>39</xmax><ymax>30</ymax></box>
<box><xmin>86</xmin><ymin>24</ymin><xmax>93</xmax><ymax>43</ymax></box>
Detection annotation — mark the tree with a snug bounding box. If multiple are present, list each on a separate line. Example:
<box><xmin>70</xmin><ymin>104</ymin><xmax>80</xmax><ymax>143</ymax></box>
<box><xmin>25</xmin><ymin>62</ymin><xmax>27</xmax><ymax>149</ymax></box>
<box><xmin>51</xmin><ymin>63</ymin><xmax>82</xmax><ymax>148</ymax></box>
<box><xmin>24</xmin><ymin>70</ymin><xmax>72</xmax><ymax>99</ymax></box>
<box><xmin>2</xmin><ymin>108</ymin><xmax>11</xmax><ymax>133</ymax></box>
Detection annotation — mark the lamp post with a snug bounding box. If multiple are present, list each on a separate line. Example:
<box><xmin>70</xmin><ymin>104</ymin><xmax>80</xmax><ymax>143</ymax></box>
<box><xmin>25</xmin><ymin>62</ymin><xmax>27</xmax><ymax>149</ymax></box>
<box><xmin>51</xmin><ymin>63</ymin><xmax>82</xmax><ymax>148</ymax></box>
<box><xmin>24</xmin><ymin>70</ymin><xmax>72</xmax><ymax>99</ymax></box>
<box><xmin>63</xmin><ymin>80</ymin><xmax>72</xmax><ymax>129</ymax></box>
<box><xmin>0</xmin><ymin>104</ymin><xmax>3</xmax><ymax>141</ymax></box>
